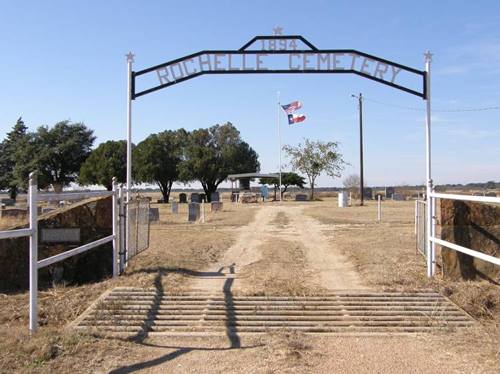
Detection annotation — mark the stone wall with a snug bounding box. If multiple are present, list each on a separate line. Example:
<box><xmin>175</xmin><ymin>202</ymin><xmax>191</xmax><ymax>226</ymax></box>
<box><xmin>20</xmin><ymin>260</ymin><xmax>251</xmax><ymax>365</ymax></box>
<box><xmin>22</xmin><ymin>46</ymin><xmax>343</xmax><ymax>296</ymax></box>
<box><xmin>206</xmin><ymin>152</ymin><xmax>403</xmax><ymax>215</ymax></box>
<box><xmin>0</xmin><ymin>196</ymin><xmax>113</xmax><ymax>292</ymax></box>
<box><xmin>440</xmin><ymin>199</ymin><xmax>499</xmax><ymax>282</ymax></box>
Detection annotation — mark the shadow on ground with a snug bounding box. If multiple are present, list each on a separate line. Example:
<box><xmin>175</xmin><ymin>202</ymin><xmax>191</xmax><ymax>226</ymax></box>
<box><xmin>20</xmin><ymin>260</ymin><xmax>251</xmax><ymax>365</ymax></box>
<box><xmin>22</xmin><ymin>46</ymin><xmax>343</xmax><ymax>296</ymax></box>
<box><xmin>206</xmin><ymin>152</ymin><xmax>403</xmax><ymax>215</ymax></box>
<box><xmin>108</xmin><ymin>264</ymin><xmax>254</xmax><ymax>373</ymax></box>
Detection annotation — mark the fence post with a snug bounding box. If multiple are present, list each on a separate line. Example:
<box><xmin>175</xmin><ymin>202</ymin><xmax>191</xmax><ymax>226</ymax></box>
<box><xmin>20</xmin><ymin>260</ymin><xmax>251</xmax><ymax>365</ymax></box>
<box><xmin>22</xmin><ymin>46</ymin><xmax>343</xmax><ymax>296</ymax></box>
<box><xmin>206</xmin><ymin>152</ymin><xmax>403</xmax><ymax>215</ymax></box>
<box><xmin>28</xmin><ymin>172</ymin><xmax>38</xmax><ymax>333</ymax></box>
<box><xmin>118</xmin><ymin>185</ymin><xmax>126</xmax><ymax>273</ymax></box>
<box><xmin>377</xmin><ymin>195</ymin><xmax>381</xmax><ymax>222</ymax></box>
<box><xmin>111</xmin><ymin>177</ymin><xmax>118</xmax><ymax>278</ymax></box>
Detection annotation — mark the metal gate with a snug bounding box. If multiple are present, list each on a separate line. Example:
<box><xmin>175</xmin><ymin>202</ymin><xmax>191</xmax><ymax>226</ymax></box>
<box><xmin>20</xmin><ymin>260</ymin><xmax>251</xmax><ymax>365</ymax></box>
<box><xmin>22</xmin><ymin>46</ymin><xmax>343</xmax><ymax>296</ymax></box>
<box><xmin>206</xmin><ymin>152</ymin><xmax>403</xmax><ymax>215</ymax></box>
<box><xmin>415</xmin><ymin>200</ymin><xmax>427</xmax><ymax>257</ymax></box>
<box><xmin>127</xmin><ymin>197</ymin><xmax>150</xmax><ymax>259</ymax></box>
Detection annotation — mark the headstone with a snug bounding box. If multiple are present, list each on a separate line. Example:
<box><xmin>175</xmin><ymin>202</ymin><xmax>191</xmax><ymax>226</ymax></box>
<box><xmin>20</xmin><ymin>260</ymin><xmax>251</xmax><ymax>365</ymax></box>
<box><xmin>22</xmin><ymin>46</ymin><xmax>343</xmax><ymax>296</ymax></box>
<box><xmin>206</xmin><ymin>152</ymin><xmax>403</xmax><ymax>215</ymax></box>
<box><xmin>259</xmin><ymin>186</ymin><xmax>269</xmax><ymax>200</ymax></box>
<box><xmin>240</xmin><ymin>192</ymin><xmax>257</xmax><ymax>203</ymax></box>
<box><xmin>210</xmin><ymin>192</ymin><xmax>220</xmax><ymax>202</ymax></box>
<box><xmin>485</xmin><ymin>192</ymin><xmax>497</xmax><ymax>197</ymax></box>
<box><xmin>385</xmin><ymin>187</ymin><xmax>395</xmax><ymax>199</ymax></box>
<box><xmin>338</xmin><ymin>191</ymin><xmax>348</xmax><ymax>207</ymax></box>
<box><xmin>157</xmin><ymin>199</ymin><xmax>165</xmax><ymax>204</ymax></box>
<box><xmin>199</xmin><ymin>193</ymin><xmax>206</xmax><ymax>202</ymax></box>
<box><xmin>149</xmin><ymin>207</ymin><xmax>160</xmax><ymax>221</ymax></box>
<box><xmin>42</xmin><ymin>207</ymin><xmax>56</xmax><ymax>214</ymax></box>
<box><xmin>231</xmin><ymin>192</ymin><xmax>239</xmax><ymax>203</ymax></box>
<box><xmin>41</xmin><ymin>228</ymin><xmax>81</xmax><ymax>243</ymax></box>
<box><xmin>171</xmin><ymin>201</ymin><xmax>178</xmax><ymax>214</ymax></box>
<box><xmin>392</xmin><ymin>193</ymin><xmax>406</xmax><ymax>201</ymax></box>
<box><xmin>295</xmin><ymin>193</ymin><xmax>308</xmax><ymax>201</ymax></box>
<box><xmin>1</xmin><ymin>198</ymin><xmax>15</xmax><ymax>206</ymax></box>
<box><xmin>363</xmin><ymin>187</ymin><xmax>373</xmax><ymax>200</ymax></box>
<box><xmin>190</xmin><ymin>193</ymin><xmax>200</xmax><ymax>203</ymax></box>
<box><xmin>188</xmin><ymin>202</ymin><xmax>200</xmax><ymax>222</ymax></box>
<box><xmin>211</xmin><ymin>201</ymin><xmax>223</xmax><ymax>212</ymax></box>
<box><xmin>179</xmin><ymin>193</ymin><xmax>187</xmax><ymax>203</ymax></box>
<box><xmin>375</xmin><ymin>193</ymin><xmax>384</xmax><ymax>201</ymax></box>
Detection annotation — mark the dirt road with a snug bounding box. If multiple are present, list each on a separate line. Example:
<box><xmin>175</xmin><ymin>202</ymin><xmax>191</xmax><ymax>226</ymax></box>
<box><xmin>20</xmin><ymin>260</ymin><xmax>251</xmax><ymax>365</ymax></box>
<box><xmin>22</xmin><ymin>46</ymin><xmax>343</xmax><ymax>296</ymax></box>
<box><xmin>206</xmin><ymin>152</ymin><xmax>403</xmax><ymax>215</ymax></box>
<box><xmin>189</xmin><ymin>204</ymin><xmax>364</xmax><ymax>293</ymax></box>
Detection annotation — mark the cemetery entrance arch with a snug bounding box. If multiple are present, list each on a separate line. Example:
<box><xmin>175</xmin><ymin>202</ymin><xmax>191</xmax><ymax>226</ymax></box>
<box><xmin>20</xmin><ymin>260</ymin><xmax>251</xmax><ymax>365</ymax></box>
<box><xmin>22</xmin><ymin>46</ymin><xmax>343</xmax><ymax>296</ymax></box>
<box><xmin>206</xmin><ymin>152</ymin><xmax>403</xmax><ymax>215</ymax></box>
<box><xmin>125</xmin><ymin>31</ymin><xmax>436</xmax><ymax>277</ymax></box>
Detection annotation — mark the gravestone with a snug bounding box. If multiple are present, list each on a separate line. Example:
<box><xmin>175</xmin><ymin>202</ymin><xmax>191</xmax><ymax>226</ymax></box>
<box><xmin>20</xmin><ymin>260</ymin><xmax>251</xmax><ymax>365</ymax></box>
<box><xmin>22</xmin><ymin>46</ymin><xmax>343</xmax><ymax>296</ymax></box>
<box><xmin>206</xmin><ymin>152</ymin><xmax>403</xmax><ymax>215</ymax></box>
<box><xmin>41</xmin><ymin>228</ymin><xmax>81</xmax><ymax>243</ymax></box>
<box><xmin>190</xmin><ymin>193</ymin><xmax>200</xmax><ymax>203</ymax></box>
<box><xmin>485</xmin><ymin>192</ymin><xmax>497</xmax><ymax>197</ymax></box>
<box><xmin>0</xmin><ymin>208</ymin><xmax>27</xmax><ymax>219</ymax></box>
<box><xmin>171</xmin><ymin>201</ymin><xmax>178</xmax><ymax>214</ymax></box>
<box><xmin>157</xmin><ymin>199</ymin><xmax>165</xmax><ymax>204</ymax></box>
<box><xmin>375</xmin><ymin>193</ymin><xmax>384</xmax><ymax>201</ymax></box>
<box><xmin>179</xmin><ymin>193</ymin><xmax>187</xmax><ymax>203</ymax></box>
<box><xmin>199</xmin><ymin>193</ymin><xmax>206</xmax><ymax>202</ymax></box>
<box><xmin>363</xmin><ymin>188</ymin><xmax>373</xmax><ymax>200</ymax></box>
<box><xmin>188</xmin><ymin>202</ymin><xmax>200</xmax><ymax>222</ymax></box>
<box><xmin>295</xmin><ymin>193</ymin><xmax>308</xmax><ymax>201</ymax></box>
<box><xmin>231</xmin><ymin>192</ymin><xmax>239</xmax><ymax>203</ymax></box>
<box><xmin>210</xmin><ymin>192</ymin><xmax>220</xmax><ymax>202</ymax></box>
<box><xmin>1</xmin><ymin>198</ymin><xmax>15</xmax><ymax>206</ymax></box>
<box><xmin>392</xmin><ymin>193</ymin><xmax>406</xmax><ymax>201</ymax></box>
<box><xmin>385</xmin><ymin>187</ymin><xmax>395</xmax><ymax>199</ymax></box>
<box><xmin>211</xmin><ymin>201</ymin><xmax>223</xmax><ymax>212</ymax></box>
<box><xmin>42</xmin><ymin>207</ymin><xmax>56</xmax><ymax>214</ymax></box>
<box><xmin>149</xmin><ymin>207</ymin><xmax>160</xmax><ymax>221</ymax></box>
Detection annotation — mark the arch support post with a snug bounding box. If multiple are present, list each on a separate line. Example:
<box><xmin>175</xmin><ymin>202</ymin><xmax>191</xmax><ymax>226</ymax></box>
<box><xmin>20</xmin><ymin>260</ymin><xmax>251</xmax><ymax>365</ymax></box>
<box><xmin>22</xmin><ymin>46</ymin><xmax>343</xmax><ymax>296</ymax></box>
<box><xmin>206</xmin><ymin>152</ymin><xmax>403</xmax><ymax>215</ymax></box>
<box><xmin>424</xmin><ymin>51</ymin><xmax>435</xmax><ymax>277</ymax></box>
<box><xmin>125</xmin><ymin>52</ymin><xmax>134</xmax><ymax>260</ymax></box>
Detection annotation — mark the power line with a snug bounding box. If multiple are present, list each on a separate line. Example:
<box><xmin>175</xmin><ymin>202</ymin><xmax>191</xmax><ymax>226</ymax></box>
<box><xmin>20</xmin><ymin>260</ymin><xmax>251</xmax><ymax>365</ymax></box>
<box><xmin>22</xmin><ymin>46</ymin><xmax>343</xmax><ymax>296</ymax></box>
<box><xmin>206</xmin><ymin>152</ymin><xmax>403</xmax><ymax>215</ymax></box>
<box><xmin>363</xmin><ymin>97</ymin><xmax>500</xmax><ymax>113</ymax></box>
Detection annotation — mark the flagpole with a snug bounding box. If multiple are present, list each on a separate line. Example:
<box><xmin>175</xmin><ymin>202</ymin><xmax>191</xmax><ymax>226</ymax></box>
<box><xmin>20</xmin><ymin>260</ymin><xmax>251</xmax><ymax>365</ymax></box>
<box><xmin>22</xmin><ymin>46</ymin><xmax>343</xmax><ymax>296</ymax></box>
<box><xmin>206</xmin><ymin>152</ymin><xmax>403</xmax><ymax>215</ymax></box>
<box><xmin>277</xmin><ymin>91</ymin><xmax>282</xmax><ymax>202</ymax></box>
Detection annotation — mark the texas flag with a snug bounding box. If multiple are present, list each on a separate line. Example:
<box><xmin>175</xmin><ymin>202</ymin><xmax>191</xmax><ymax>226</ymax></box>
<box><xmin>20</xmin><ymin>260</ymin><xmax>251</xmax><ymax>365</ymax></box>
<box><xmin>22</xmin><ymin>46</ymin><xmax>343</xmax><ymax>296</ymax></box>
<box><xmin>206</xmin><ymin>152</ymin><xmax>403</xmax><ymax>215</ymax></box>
<box><xmin>281</xmin><ymin>101</ymin><xmax>302</xmax><ymax>114</ymax></box>
<box><xmin>287</xmin><ymin>113</ymin><xmax>306</xmax><ymax>125</ymax></box>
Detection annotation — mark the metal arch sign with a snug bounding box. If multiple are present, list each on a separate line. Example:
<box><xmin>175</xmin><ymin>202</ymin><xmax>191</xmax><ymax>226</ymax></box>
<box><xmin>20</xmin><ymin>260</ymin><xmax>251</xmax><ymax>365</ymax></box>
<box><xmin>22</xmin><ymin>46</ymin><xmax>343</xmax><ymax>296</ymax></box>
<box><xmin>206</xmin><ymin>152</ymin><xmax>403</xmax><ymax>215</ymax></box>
<box><xmin>132</xmin><ymin>34</ymin><xmax>427</xmax><ymax>99</ymax></box>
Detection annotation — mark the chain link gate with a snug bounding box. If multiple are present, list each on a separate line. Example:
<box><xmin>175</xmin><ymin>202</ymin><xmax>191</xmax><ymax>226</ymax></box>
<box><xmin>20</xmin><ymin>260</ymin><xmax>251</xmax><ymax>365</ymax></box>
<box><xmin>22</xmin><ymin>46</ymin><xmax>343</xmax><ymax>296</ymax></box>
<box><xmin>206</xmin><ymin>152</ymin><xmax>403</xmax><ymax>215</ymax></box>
<box><xmin>126</xmin><ymin>196</ymin><xmax>150</xmax><ymax>260</ymax></box>
<box><xmin>415</xmin><ymin>200</ymin><xmax>427</xmax><ymax>257</ymax></box>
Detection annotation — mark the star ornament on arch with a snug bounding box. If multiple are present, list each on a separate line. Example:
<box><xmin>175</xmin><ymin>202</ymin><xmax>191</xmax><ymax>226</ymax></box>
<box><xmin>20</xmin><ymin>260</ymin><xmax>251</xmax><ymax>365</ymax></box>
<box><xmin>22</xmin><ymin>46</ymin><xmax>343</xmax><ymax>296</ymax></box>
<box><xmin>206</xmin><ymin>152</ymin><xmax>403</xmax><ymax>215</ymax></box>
<box><xmin>273</xmin><ymin>26</ymin><xmax>283</xmax><ymax>35</ymax></box>
<box><xmin>125</xmin><ymin>52</ymin><xmax>135</xmax><ymax>63</ymax></box>
<box><xmin>424</xmin><ymin>51</ymin><xmax>433</xmax><ymax>62</ymax></box>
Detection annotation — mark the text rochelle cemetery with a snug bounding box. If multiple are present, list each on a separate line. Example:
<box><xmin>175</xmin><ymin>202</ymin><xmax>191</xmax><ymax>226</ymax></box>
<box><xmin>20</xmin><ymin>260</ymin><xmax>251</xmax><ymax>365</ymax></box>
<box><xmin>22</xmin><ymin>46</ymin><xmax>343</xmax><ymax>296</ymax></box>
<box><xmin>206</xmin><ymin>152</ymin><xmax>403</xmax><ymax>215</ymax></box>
<box><xmin>155</xmin><ymin>52</ymin><xmax>403</xmax><ymax>85</ymax></box>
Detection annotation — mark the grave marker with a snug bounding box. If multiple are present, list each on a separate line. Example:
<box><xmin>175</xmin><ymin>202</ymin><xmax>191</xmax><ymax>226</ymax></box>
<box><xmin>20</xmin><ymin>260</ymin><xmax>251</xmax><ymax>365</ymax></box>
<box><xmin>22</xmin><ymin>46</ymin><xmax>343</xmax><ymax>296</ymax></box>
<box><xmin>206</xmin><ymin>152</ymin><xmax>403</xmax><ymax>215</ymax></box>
<box><xmin>171</xmin><ymin>201</ymin><xmax>178</xmax><ymax>214</ymax></box>
<box><xmin>295</xmin><ymin>193</ymin><xmax>308</xmax><ymax>201</ymax></box>
<box><xmin>149</xmin><ymin>207</ymin><xmax>160</xmax><ymax>221</ymax></box>
<box><xmin>179</xmin><ymin>193</ymin><xmax>187</xmax><ymax>203</ymax></box>
<box><xmin>1</xmin><ymin>198</ymin><xmax>15</xmax><ymax>206</ymax></box>
<box><xmin>392</xmin><ymin>193</ymin><xmax>406</xmax><ymax>201</ymax></box>
<box><xmin>190</xmin><ymin>193</ymin><xmax>200</xmax><ymax>203</ymax></box>
<box><xmin>188</xmin><ymin>202</ymin><xmax>200</xmax><ymax>222</ymax></box>
<box><xmin>211</xmin><ymin>201</ymin><xmax>223</xmax><ymax>212</ymax></box>
<box><xmin>210</xmin><ymin>192</ymin><xmax>220</xmax><ymax>202</ymax></box>
<box><xmin>385</xmin><ymin>187</ymin><xmax>395</xmax><ymax>199</ymax></box>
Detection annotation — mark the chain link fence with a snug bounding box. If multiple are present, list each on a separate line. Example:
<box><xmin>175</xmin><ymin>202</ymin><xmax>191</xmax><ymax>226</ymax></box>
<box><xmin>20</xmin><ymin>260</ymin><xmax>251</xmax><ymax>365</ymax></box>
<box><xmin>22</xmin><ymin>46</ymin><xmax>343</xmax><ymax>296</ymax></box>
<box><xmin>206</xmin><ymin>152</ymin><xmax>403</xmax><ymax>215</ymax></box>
<box><xmin>127</xmin><ymin>197</ymin><xmax>150</xmax><ymax>259</ymax></box>
<box><xmin>415</xmin><ymin>200</ymin><xmax>427</xmax><ymax>257</ymax></box>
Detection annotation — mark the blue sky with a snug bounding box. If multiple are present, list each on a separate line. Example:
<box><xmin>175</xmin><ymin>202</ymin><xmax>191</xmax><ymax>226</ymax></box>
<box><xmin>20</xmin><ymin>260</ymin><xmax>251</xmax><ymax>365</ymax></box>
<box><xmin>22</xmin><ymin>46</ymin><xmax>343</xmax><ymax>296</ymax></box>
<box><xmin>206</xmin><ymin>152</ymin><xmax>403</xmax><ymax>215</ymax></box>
<box><xmin>1</xmin><ymin>0</ymin><xmax>499</xmax><ymax>188</ymax></box>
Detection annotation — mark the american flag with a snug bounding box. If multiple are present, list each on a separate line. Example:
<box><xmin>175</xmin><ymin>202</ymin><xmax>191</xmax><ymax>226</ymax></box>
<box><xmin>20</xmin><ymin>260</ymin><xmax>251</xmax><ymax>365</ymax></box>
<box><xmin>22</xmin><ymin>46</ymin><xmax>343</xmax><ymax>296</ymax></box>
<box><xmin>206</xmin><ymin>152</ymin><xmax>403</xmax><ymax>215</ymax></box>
<box><xmin>281</xmin><ymin>100</ymin><xmax>302</xmax><ymax>114</ymax></box>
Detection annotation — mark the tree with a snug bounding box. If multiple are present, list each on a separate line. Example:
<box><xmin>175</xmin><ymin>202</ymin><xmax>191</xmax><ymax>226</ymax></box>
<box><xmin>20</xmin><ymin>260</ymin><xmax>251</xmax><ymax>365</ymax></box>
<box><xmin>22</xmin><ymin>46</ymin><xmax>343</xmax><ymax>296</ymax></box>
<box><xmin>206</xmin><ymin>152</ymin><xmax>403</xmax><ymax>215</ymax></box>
<box><xmin>342</xmin><ymin>174</ymin><xmax>360</xmax><ymax>190</ymax></box>
<box><xmin>134</xmin><ymin>129</ymin><xmax>187</xmax><ymax>203</ymax></box>
<box><xmin>180</xmin><ymin>123</ymin><xmax>260</xmax><ymax>201</ymax></box>
<box><xmin>35</xmin><ymin>121</ymin><xmax>95</xmax><ymax>192</ymax></box>
<box><xmin>79</xmin><ymin>140</ymin><xmax>127</xmax><ymax>190</ymax></box>
<box><xmin>0</xmin><ymin>118</ymin><xmax>31</xmax><ymax>199</ymax></box>
<box><xmin>260</xmin><ymin>172</ymin><xmax>306</xmax><ymax>200</ymax></box>
<box><xmin>283</xmin><ymin>139</ymin><xmax>346</xmax><ymax>200</ymax></box>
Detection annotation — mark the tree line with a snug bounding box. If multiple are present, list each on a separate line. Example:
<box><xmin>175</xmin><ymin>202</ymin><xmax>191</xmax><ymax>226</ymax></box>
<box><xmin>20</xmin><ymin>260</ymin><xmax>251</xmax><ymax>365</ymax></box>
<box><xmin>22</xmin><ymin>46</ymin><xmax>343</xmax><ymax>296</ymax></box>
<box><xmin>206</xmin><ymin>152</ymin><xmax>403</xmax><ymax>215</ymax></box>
<box><xmin>0</xmin><ymin>119</ymin><xmax>260</xmax><ymax>202</ymax></box>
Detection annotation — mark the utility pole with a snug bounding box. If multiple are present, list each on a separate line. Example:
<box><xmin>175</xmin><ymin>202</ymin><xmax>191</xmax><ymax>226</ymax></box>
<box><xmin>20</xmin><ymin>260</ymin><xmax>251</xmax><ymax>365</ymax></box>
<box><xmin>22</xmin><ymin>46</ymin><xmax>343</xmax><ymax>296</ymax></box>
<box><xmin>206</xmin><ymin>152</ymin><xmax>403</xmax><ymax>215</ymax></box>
<box><xmin>352</xmin><ymin>93</ymin><xmax>365</xmax><ymax>206</ymax></box>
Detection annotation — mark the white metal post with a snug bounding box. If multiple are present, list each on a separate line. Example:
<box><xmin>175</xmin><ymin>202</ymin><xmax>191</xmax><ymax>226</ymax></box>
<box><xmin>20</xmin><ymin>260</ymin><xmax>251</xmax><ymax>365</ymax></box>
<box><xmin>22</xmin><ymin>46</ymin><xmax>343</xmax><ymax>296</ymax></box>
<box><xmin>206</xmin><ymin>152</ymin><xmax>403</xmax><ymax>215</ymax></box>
<box><xmin>424</xmin><ymin>51</ymin><xmax>434</xmax><ymax>277</ymax></box>
<box><xmin>125</xmin><ymin>52</ymin><xmax>134</xmax><ymax>265</ymax></box>
<box><xmin>277</xmin><ymin>91</ymin><xmax>282</xmax><ymax>202</ymax></box>
<box><xmin>111</xmin><ymin>177</ymin><xmax>118</xmax><ymax>278</ymax></box>
<box><xmin>28</xmin><ymin>172</ymin><xmax>38</xmax><ymax>333</ymax></box>
<box><xmin>377</xmin><ymin>195</ymin><xmax>381</xmax><ymax>222</ymax></box>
